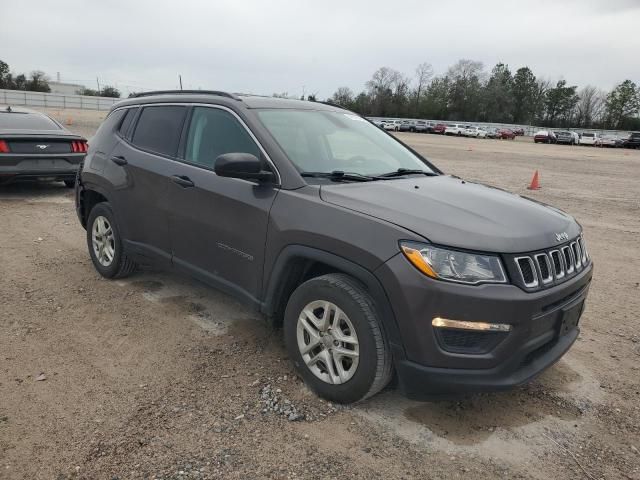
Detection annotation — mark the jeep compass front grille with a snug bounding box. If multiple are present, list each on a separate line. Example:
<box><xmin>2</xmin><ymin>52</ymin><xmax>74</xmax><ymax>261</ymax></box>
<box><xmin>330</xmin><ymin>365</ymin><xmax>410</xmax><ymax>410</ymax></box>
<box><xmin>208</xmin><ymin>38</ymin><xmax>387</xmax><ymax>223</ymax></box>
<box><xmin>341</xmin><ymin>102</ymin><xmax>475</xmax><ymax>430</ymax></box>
<box><xmin>512</xmin><ymin>235</ymin><xmax>589</xmax><ymax>291</ymax></box>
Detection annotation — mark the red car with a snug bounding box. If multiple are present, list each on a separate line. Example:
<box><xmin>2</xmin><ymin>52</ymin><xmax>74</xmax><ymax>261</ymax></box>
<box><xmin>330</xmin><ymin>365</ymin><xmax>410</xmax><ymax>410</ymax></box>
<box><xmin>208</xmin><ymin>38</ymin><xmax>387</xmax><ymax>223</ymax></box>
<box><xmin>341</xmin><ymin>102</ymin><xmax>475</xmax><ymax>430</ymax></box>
<box><xmin>497</xmin><ymin>128</ymin><xmax>516</xmax><ymax>140</ymax></box>
<box><xmin>433</xmin><ymin>123</ymin><xmax>447</xmax><ymax>134</ymax></box>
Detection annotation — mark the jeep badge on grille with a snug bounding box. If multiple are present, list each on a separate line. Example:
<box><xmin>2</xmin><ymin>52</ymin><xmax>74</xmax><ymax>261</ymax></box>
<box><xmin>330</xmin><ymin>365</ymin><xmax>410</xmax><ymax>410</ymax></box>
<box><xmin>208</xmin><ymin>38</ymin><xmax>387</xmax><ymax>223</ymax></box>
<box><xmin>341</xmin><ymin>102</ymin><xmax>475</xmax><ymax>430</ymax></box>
<box><xmin>555</xmin><ymin>232</ymin><xmax>569</xmax><ymax>242</ymax></box>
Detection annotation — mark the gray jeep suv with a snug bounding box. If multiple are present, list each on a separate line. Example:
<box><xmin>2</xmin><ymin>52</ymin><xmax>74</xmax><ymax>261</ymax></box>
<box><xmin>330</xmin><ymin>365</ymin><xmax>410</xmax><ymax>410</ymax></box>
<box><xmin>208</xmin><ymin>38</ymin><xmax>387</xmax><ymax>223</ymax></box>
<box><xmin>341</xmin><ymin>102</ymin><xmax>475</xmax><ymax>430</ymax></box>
<box><xmin>75</xmin><ymin>91</ymin><xmax>593</xmax><ymax>403</ymax></box>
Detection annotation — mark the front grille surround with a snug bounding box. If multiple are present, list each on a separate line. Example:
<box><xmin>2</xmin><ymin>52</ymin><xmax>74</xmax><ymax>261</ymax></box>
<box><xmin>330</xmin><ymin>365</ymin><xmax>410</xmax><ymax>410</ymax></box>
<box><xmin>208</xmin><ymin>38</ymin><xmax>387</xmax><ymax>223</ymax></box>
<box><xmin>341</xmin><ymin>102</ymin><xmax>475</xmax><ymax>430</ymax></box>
<box><xmin>509</xmin><ymin>235</ymin><xmax>590</xmax><ymax>291</ymax></box>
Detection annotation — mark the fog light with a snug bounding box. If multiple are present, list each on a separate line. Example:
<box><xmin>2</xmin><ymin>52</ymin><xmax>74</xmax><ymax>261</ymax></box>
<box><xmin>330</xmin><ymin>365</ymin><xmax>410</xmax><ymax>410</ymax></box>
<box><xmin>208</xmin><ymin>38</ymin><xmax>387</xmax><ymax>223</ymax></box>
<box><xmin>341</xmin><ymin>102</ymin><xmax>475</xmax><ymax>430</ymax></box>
<box><xmin>432</xmin><ymin>317</ymin><xmax>512</xmax><ymax>332</ymax></box>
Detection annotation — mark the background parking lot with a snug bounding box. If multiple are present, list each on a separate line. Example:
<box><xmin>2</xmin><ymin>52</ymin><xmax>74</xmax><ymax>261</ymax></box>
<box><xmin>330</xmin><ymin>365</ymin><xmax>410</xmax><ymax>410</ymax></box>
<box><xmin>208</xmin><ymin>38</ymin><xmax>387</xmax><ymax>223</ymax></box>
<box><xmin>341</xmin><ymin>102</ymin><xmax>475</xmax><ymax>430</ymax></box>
<box><xmin>1</xmin><ymin>109</ymin><xmax>639</xmax><ymax>479</ymax></box>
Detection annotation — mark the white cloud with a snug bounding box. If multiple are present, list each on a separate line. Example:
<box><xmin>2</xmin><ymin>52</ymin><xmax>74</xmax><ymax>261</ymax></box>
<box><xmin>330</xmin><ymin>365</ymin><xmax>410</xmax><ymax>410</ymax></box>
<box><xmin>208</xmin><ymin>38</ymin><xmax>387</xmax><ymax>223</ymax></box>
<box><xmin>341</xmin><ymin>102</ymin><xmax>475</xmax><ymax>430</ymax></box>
<box><xmin>1</xmin><ymin>0</ymin><xmax>638</xmax><ymax>97</ymax></box>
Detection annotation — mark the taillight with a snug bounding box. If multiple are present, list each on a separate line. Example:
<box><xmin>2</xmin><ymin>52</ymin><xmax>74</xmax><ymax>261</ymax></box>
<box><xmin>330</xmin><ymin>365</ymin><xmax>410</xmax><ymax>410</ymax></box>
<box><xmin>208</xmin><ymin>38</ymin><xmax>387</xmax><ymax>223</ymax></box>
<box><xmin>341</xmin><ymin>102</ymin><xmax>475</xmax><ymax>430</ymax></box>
<box><xmin>0</xmin><ymin>140</ymin><xmax>9</xmax><ymax>153</ymax></box>
<box><xmin>71</xmin><ymin>140</ymin><xmax>88</xmax><ymax>153</ymax></box>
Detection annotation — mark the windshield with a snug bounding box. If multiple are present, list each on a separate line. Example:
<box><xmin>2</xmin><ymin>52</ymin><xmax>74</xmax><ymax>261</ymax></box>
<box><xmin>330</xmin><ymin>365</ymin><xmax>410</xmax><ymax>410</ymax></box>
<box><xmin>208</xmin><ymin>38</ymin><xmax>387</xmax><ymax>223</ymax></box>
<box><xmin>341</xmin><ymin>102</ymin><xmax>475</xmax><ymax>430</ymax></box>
<box><xmin>256</xmin><ymin>109</ymin><xmax>435</xmax><ymax>176</ymax></box>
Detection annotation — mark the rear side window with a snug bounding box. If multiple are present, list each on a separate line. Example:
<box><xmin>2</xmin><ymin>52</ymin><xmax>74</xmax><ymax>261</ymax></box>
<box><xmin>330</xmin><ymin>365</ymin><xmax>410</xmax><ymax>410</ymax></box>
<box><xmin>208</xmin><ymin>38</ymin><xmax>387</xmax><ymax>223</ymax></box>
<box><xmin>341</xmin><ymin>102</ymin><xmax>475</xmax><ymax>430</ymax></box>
<box><xmin>131</xmin><ymin>106</ymin><xmax>187</xmax><ymax>157</ymax></box>
<box><xmin>118</xmin><ymin>108</ymin><xmax>137</xmax><ymax>138</ymax></box>
<box><xmin>184</xmin><ymin>107</ymin><xmax>260</xmax><ymax>168</ymax></box>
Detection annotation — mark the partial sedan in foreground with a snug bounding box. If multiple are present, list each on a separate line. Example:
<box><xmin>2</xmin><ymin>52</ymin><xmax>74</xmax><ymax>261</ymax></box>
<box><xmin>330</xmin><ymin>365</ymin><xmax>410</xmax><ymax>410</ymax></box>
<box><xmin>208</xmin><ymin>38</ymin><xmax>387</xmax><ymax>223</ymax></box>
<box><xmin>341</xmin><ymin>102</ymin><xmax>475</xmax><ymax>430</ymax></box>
<box><xmin>0</xmin><ymin>106</ymin><xmax>87</xmax><ymax>187</ymax></box>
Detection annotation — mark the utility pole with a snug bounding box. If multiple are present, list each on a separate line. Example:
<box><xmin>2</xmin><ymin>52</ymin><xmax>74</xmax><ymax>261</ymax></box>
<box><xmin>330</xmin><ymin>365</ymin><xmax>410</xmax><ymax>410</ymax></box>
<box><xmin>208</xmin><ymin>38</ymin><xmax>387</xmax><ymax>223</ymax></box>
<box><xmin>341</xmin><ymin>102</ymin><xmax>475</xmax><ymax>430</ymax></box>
<box><xmin>96</xmin><ymin>77</ymin><xmax>101</xmax><ymax>94</ymax></box>
<box><xmin>179</xmin><ymin>74</ymin><xmax>183</xmax><ymax>90</ymax></box>
<box><xmin>302</xmin><ymin>85</ymin><xmax>306</xmax><ymax>100</ymax></box>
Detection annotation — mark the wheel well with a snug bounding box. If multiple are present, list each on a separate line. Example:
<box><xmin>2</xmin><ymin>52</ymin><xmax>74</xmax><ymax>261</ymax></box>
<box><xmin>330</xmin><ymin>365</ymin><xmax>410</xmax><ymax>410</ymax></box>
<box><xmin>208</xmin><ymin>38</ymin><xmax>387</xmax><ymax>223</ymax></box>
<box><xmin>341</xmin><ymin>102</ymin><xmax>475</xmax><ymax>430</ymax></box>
<box><xmin>80</xmin><ymin>189</ymin><xmax>108</xmax><ymax>228</ymax></box>
<box><xmin>269</xmin><ymin>258</ymin><xmax>351</xmax><ymax>328</ymax></box>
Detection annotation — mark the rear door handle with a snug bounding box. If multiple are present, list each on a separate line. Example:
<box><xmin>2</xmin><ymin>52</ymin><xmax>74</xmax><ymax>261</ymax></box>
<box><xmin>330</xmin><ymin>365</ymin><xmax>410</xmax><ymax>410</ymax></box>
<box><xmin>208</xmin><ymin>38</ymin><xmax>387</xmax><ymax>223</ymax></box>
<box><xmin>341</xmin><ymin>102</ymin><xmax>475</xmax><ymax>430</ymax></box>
<box><xmin>110</xmin><ymin>155</ymin><xmax>127</xmax><ymax>166</ymax></box>
<box><xmin>170</xmin><ymin>175</ymin><xmax>195</xmax><ymax>188</ymax></box>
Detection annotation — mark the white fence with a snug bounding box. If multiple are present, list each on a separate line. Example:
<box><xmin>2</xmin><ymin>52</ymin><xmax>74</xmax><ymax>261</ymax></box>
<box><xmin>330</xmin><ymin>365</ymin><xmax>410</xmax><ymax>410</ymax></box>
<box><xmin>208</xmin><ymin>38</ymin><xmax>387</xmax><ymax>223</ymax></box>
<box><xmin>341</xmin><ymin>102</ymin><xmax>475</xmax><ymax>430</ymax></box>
<box><xmin>0</xmin><ymin>88</ymin><xmax>121</xmax><ymax>111</ymax></box>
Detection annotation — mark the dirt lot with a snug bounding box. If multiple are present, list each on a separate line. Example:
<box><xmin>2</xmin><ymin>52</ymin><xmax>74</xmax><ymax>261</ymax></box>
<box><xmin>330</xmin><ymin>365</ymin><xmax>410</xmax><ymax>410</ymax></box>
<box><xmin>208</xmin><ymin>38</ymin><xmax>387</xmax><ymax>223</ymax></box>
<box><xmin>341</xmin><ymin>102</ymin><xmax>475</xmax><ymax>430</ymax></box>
<box><xmin>1</xmin><ymin>109</ymin><xmax>639</xmax><ymax>479</ymax></box>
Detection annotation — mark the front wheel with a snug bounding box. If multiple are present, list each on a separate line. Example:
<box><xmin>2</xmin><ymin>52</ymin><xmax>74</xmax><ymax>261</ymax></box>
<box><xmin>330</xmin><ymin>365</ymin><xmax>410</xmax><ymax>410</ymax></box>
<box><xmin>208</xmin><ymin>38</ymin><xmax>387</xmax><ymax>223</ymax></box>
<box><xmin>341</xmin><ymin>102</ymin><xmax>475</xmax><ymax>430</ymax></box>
<box><xmin>86</xmin><ymin>202</ymin><xmax>137</xmax><ymax>279</ymax></box>
<box><xmin>284</xmin><ymin>274</ymin><xmax>392</xmax><ymax>404</ymax></box>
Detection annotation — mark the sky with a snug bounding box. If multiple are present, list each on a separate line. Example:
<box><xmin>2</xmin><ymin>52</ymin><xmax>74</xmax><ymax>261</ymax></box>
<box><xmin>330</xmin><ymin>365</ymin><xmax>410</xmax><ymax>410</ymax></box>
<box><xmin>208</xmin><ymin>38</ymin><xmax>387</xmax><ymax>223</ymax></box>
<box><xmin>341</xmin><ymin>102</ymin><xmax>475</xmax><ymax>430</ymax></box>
<box><xmin>1</xmin><ymin>0</ymin><xmax>639</xmax><ymax>98</ymax></box>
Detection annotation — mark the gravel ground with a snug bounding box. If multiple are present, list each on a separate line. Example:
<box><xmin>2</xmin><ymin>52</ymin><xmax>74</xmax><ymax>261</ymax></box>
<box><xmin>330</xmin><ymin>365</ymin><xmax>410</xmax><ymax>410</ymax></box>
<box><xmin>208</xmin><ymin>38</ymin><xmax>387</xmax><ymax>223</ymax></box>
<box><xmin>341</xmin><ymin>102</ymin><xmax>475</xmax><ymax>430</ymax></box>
<box><xmin>0</xmin><ymin>109</ymin><xmax>639</xmax><ymax>479</ymax></box>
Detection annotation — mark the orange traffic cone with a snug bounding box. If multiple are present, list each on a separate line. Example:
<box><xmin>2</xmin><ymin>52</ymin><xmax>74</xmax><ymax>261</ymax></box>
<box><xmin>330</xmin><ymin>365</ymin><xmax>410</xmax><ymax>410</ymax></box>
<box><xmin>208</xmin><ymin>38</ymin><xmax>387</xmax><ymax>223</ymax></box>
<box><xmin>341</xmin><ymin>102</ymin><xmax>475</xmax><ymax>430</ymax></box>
<box><xmin>66</xmin><ymin>117</ymin><xmax>73</xmax><ymax>126</ymax></box>
<box><xmin>527</xmin><ymin>170</ymin><xmax>540</xmax><ymax>190</ymax></box>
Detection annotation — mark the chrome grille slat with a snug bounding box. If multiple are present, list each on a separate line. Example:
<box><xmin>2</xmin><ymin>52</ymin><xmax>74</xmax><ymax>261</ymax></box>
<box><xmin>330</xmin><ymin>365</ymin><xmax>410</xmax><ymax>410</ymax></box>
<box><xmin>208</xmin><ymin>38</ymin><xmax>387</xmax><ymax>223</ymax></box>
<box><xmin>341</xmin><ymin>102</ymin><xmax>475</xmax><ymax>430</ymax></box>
<box><xmin>578</xmin><ymin>237</ymin><xmax>588</xmax><ymax>263</ymax></box>
<box><xmin>515</xmin><ymin>256</ymin><xmax>539</xmax><ymax>288</ymax></box>
<box><xmin>571</xmin><ymin>241</ymin><xmax>582</xmax><ymax>270</ymax></box>
<box><xmin>514</xmin><ymin>235</ymin><xmax>589</xmax><ymax>290</ymax></box>
<box><xmin>550</xmin><ymin>250</ymin><xmax>565</xmax><ymax>279</ymax></box>
<box><xmin>562</xmin><ymin>245</ymin><xmax>575</xmax><ymax>274</ymax></box>
<box><xmin>534</xmin><ymin>253</ymin><xmax>553</xmax><ymax>284</ymax></box>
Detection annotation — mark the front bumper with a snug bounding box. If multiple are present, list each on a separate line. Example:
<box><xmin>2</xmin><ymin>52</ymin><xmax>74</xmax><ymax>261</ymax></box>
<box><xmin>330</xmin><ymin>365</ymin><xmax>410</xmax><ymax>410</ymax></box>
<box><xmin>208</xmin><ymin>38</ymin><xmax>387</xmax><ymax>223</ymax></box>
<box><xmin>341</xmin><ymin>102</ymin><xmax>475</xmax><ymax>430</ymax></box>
<box><xmin>376</xmin><ymin>253</ymin><xmax>593</xmax><ymax>397</ymax></box>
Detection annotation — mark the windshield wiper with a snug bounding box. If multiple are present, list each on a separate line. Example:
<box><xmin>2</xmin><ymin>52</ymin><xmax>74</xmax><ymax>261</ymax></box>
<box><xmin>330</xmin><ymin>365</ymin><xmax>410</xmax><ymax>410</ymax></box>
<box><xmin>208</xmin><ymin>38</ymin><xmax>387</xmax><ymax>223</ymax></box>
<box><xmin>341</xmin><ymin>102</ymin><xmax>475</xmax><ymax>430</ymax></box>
<box><xmin>301</xmin><ymin>171</ymin><xmax>376</xmax><ymax>182</ymax></box>
<box><xmin>377</xmin><ymin>168</ymin><xmax>438</xmax><ymax>178</ymax></box>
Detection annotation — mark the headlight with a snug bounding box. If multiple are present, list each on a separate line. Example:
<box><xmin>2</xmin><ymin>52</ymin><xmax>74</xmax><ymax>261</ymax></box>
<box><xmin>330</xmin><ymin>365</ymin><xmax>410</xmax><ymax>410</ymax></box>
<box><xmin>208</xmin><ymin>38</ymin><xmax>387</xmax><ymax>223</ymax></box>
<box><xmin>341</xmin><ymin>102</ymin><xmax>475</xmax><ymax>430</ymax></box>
<box><xmin>400</xmin><ymin>242</ymin><xmax>507</xmax><ymax>285</ymax></box>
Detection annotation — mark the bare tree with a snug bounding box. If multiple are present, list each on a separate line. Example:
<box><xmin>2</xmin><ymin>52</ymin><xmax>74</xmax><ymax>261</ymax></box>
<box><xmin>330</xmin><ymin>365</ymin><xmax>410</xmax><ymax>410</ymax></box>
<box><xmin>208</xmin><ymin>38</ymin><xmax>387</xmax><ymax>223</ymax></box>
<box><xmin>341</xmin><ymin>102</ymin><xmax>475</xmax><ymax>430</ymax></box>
<box><xmin>414</xmin><ymin>62</ymin><xmax>434</xmax><ymax>112</ymax></box>
<box><xmin>446</xmin><ymin>59</ymin><xmax>485</xmax><ymax>83</ymax></box>
<box><xmin>366</xmin><ymin>67</ymin><xmax>401</xmax><ymax>95</ymax></box>
<box><xmin>575</xmin><ymin>86</ymin><xmax>604</xmax><ymax>128</ymax></box>
<box><xmin>330</xmin><ymin>87</ymin><xmax>354</xmax><ymax>107</ymax></box>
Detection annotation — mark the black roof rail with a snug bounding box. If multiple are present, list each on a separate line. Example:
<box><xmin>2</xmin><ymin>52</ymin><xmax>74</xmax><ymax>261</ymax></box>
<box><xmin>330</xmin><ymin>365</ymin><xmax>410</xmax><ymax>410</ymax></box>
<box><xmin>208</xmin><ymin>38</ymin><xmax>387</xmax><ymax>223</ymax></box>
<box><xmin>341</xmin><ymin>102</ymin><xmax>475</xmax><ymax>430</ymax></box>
<box><xmin>130</xmin><ymin>90</ymin><xmax>241</xmax><ymax>100</ymax></box>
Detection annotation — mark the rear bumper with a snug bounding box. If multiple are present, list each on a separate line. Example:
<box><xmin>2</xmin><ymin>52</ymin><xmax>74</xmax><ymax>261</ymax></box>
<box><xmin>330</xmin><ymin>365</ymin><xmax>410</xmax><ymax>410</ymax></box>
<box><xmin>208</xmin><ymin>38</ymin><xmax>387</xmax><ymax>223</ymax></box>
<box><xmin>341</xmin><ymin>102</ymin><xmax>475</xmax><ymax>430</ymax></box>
<box><xmin>0</xmin><ymin>154</ymin><xmax>83</xmax><ymax>183</ymax></box>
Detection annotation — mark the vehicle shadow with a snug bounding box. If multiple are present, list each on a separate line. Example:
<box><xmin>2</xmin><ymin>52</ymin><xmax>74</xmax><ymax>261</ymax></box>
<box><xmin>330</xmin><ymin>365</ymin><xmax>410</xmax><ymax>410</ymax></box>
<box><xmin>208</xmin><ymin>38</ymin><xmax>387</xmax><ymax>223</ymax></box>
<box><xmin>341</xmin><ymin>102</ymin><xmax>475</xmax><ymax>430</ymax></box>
<box><xmin>0</xmin><ymin>180</ymin><xmax>74</xmax><ymax>202</ymax></box>
<box><xmin>357</xmin><ymin>361</ymin><xmax>587</xmax><ymax>447</ymax></box>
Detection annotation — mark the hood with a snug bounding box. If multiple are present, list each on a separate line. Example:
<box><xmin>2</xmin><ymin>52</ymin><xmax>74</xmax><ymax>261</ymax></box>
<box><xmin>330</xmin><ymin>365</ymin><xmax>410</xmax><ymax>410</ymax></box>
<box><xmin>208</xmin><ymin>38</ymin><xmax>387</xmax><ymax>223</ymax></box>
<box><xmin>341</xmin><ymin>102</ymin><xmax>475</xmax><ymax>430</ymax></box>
<box><xmin>320</xmin><ymin>175</ymin><xmax>580</xmax><ymax>253</ymax></box>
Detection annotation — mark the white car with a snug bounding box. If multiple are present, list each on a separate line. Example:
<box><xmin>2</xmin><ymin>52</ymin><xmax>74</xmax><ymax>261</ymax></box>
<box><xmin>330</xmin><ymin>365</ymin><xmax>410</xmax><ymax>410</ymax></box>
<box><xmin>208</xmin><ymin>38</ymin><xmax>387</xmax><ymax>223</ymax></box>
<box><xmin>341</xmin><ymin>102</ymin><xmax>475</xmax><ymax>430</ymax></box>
<box><xmin>579</xmin><ymin>132</ymin><xmax>601</xmax><ymax>146</ymax></box>
<box><xmin>464</xmin><ymin>126</ymin><xmax>488</xmax><ymax>138</ymax></box>
<box><xmin>444</xmin><ymin>123</ymin><xmax>467</xmax><ymax>136</ymax></box>
<box><xmin>569</xmin><ymin>131</ymin><xmax>580</xmax><ymax>145</ymax></box>
<box><xmin>382</xmin><ymin>120</ymin><xmax>401</xmax><ymax>131</ymax></box>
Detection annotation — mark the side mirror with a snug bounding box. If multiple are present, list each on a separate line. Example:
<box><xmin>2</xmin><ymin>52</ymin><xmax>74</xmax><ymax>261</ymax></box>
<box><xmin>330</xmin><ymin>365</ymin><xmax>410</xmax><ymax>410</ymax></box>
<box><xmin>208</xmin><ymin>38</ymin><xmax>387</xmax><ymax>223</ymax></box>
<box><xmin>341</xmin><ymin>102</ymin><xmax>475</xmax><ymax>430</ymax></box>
<box><xmin>214</xmin><ymin>153</ymin><xmax>275</xmax><ymax>182</ymax></box>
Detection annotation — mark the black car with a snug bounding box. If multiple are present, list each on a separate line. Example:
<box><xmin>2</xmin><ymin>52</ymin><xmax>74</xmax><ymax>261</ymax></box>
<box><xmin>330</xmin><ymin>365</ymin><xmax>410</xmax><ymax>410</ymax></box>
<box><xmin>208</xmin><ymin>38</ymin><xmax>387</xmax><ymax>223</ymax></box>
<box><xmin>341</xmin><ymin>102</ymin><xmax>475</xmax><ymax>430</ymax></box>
<box><xmin>76</xmin><ymin>90</ymin><xmax>592</xmax><ymax>403</ymax></box>
<box><xmin>623</xmin><ymin>132</ymin><xmax>640</xmax><ymax>149</ymax></box>
<box><xmin>0</xmin><ymin>106</ymin><xmax>87</xmax><ymax>187</ymax></box>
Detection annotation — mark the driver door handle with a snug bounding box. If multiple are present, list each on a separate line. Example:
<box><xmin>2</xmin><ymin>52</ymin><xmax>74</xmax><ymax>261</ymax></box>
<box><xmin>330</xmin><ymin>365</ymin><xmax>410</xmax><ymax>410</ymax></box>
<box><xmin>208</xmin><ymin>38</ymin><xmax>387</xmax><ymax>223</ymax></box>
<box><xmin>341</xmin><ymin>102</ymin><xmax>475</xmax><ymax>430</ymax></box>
<box><xmin>110</xmin><ymin>155</ymin><xmax>127</xmax><ymax>166</ymax></box>
<box><xmin>170</xmin><ymin>175</ymin><xmax>195</xmax><ymax>188</ymax></box>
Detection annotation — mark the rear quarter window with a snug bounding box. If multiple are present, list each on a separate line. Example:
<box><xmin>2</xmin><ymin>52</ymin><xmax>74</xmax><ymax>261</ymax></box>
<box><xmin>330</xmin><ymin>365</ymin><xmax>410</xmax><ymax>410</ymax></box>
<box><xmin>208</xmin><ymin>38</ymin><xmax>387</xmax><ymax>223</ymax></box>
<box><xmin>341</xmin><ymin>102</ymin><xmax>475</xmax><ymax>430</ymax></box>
<box><xmin>131</xmin><ymin>105</ymin><xmax>187</xmax><ymax>157</ymax></box>
<box><xmin>118</xmin><ymin>108</ymin><xmax>138</xmax><ymax>138</ymax></box>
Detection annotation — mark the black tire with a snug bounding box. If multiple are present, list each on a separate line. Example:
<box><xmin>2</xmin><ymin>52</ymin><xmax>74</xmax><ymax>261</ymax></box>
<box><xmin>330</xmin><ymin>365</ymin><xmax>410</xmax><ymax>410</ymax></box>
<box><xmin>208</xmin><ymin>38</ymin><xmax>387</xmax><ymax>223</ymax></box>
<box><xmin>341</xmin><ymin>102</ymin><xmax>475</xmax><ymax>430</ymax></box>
<box><xmin>64</xmin><ymin>179</ymin><xmax>75</xmax><ymax>188</ymax></box>
<box><xmin>86</xmin><ymin>202</ymin><xmax>137</xmax><ymax>279</ymax></box>
<box><xmin>283</xmin><ymin>273</ymin><xmax>392</xmax><ymax>404</ymax></box>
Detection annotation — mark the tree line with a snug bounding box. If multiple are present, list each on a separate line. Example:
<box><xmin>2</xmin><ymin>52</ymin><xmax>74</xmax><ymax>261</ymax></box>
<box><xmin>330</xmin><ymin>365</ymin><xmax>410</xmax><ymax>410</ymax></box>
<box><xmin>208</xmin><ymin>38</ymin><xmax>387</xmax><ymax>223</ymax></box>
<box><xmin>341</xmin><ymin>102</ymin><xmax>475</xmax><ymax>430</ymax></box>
<box><xmin>329</xmin><ymin>60</ymin><xmax>640</xmax><ymax>131</ymax></box>
<box><xmin>0</xmin><ymin>59</ymin><xmax>121</xmax><ymax>98</ymax></box>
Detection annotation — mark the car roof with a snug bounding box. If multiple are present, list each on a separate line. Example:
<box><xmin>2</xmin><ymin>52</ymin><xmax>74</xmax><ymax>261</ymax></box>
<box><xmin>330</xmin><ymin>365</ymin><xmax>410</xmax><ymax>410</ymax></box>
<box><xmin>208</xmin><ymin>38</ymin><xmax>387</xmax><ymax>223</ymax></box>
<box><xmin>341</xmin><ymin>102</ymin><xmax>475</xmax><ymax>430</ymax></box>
<box><xmin>111</xmin><ymin>91</ymin><xmax>344</xmax><ymax>113</ymax></box>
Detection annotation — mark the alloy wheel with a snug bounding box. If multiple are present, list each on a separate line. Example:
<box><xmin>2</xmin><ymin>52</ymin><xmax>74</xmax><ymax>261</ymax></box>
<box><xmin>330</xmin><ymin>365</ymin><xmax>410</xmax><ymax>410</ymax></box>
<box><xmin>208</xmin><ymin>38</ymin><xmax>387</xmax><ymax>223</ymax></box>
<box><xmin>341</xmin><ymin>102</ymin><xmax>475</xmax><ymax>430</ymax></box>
<box><xmin>92</xmin><ymin>215</ymin><xmax>115</xmax><ymax>267</ymax></box>
<box><xmin>296</xmin><ymin>300</ymin><xmax>360</xmax><ymax>384</ymax></box>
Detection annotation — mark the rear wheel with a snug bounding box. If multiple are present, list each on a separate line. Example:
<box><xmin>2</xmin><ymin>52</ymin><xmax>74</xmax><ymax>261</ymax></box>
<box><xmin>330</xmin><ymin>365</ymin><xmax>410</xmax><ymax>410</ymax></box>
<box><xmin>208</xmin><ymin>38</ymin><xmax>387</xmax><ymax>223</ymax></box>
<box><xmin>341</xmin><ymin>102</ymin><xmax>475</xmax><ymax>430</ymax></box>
<box><xmin>86</xmin><ymin>202</ymin><xmax>137</xmax><ymax>279</ymax></box>
<box><xmin>284</xmin><ymin>274</ymin><xmax>392</xmax><ymax>404</ymax></box>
